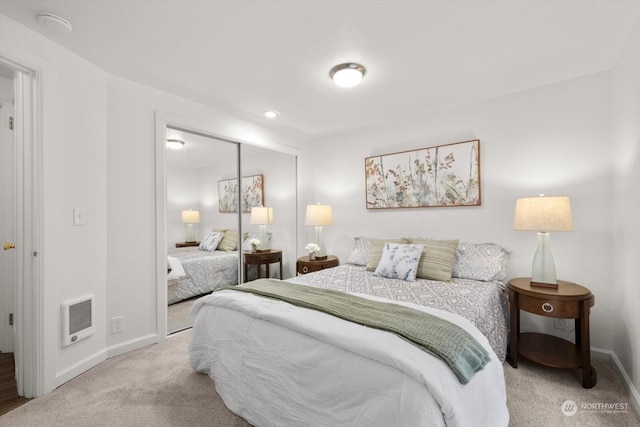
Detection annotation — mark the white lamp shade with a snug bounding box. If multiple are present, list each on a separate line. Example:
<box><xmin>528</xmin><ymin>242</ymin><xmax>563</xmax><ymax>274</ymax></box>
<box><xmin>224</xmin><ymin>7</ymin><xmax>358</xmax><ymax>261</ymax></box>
<box><xmin>513</xmin><ymin>196</ymin><xmax>573</xmax><ymax>232</ymax></box>
<box><xmin>305</xmin><ymin>204</ymin><xmax>333</xmax><ymax>226</ymax></box>
<box><xmin>181</xmin><ymin>210</ymin><xmax>200</xmax><ymax>224</ymax></box>
<box><xmin>250</xmin><ymin>207</ymin><xmax>274</xmax><ymax>225</ymax></box>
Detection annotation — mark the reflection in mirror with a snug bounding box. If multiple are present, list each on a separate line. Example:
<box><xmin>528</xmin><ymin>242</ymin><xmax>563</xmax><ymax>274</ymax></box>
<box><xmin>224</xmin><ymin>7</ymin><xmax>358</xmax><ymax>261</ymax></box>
<box><xmin>241</xmin><ymin>144</ymin><xmax>297</xmax><ymax>281</ymax></box>
<box><xmin>165</xmin><ymin>128</ymin><xmax>239</xmax><ymax>334</ymax></box>
<box><xmin>164</xmin><ymin>128</ymin><xmax>298</xmax><ymax>335</ymax></box>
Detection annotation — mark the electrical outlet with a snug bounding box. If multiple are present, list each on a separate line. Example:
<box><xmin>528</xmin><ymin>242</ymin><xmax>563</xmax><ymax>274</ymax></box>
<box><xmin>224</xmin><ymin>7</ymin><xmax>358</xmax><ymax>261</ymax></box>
<box><xmin>554</xmin><ymin>318</ymin><xmax>571</xmax><ymax>330</ymax></box>
<box><xmin>111</xmin><ymin>316</ymin><xmax>124</xmax><ymax>334</ymax></box>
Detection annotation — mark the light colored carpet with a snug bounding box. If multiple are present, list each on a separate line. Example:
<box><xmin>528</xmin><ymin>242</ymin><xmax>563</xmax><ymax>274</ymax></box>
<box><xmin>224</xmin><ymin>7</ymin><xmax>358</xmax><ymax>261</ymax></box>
<box><xmin>1</xmin><ymin>330</ymin><xmax>638</xmax><ymax>426</ymax></box>
<box><xmin>504</xmin><ymin>357</ymin><xmax>640</xmax><ymax>427</ymax></box>
<box><xmin>0</xmin><ymin>330</ymin><xmax>250</xmax><ymax>427</ymax></box>
<box><xmin>167</xmin><ymin>298</ymin><xmax>198</xmax><ymax>335</ymax></box>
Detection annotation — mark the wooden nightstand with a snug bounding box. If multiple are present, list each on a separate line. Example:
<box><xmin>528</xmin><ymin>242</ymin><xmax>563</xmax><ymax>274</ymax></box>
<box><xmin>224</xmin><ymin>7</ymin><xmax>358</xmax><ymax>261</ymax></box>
<box><xmin>175</xmin><ymin>241</ymin><xmax>200</xmax><ymax>248</ymax></box>
<box><xmin>507</xmin><ymin>277</ymin><xmax>596</xmax><ymax>388</ymax></box>
<box><xmin>244</xmin><ymin>249</ymin><xmax>283</xmax><ymax>282</ymax></box>
<box><xmin>296</xmin><ymin>255</ymin><xmax>339</xmax><ymax>275</ymax></box>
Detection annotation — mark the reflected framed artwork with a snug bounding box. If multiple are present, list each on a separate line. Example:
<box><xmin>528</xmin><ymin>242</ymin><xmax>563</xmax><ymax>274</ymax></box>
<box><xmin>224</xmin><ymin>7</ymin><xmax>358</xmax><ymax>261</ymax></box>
<box><xmin>365</xmin><ymin>139</ymin><xmax>480</xmax><ymax>209</ymax></box>
<box><xmin>241</xmin><ymin>174</ymin><xmax>264</xmax><ymax>212</ymax></box>
<box><xmin>218</xmin><ymin>174</ymin><xmax>264</xmax><ymax>213</ymax></box>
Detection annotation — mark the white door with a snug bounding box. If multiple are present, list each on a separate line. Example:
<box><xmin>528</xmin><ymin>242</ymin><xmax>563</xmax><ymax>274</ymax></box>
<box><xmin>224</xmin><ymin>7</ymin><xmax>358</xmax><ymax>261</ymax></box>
<box><xmin>0</xmin><ymin>70</ymin><xmax>16</xmax><ymax>353</ymax></box>
<box><xmin>0</xmin><ymin>58</ymin><xmax>40</xmax><ymax>397</ymax></box>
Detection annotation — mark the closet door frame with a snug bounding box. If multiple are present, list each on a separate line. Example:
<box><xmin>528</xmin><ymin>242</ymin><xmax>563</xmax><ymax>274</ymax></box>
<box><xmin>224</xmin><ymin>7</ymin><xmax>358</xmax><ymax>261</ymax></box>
<box><xmin>154</xmin><ymin>111</ymin><xmax>300</xmax><ymax>340</ymax></box>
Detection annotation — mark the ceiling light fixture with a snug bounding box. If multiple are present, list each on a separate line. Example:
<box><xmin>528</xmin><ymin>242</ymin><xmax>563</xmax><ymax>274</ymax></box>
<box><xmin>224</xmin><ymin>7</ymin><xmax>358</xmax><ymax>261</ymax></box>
<box><xmin>36</xmin><ymin>12</ymin><xmax>73</xmax><ymax>33</ymax></box>
<box><xmin>329</xmin><ymin>63</ymin><xmax>366</xmax><ymax>88</ymax></box>
<box><xmin>166</xmin><ymin>139</ymin><xmax>185</xmax><ymax>150</ymax></box>
<box><xmin>264</xmin><ymin>110</ymin><xmax>280</xmax><ymax>119</ymax></box>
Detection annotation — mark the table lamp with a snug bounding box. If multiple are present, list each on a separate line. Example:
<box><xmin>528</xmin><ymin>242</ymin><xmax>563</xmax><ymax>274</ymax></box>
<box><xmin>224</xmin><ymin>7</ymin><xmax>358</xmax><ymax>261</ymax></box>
<box><xmin>513</xmin><ymin>195</ymin><xmax>573</xmax><ymax>288</ymax></box>
<box><xmin>305</xmin><ymin>204</ymin><xmax>333</xmax><ymax>259</ymax></box>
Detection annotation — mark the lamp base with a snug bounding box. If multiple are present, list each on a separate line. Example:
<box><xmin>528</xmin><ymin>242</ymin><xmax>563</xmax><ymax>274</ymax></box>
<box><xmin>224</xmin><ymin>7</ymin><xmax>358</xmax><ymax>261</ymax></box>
<box><xmin>530</xmin><ymin>281</ymin><xmax>559</xmax><ymax>289</ymax></box>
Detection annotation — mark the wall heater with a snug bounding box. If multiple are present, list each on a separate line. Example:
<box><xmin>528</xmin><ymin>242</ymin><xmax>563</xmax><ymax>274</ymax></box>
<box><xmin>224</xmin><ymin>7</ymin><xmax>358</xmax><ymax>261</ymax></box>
<box><xmin>61</xmin><ymin>295</ymin><xmax>94</xmax><ymax>347</ymax></box>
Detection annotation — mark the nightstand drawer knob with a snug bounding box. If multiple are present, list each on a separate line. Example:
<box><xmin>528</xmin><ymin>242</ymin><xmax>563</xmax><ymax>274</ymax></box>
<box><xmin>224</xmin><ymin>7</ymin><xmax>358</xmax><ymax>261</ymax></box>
<box><xmin>302</xmin><ymin>266</ymin><xmax>308</xmax><ymax>273</ymax></box>
<box><xmin>541</xmin><ymin>302</ymin><xmax>554</xmax><ymax>313</ymax></box>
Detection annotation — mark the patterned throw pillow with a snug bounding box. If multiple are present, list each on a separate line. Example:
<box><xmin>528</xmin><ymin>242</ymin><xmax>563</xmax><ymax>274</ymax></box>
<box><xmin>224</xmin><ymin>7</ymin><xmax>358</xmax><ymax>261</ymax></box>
<box><xmin>409</xmin><ymin>238</ymin><xmax>459</xmax><ymax>282</ymax></box>
<box><xmin>218</xmin><ymin>230</ymin><xmax>238</xmax><ymax>251</ymax></box>
<box><xmin>452</xmin><ymin>242</ymin><xmax>512</xmax><ymax>283</ymax></box>
<box><xmin>365</xmin><ymin>238</ymin><xmax>411</xmax><ymax>271</ymax></box>
<box><xmin>199</xmin><ymin>231</ymin><xmax>225</xmax><ymax>252</ymax></box>
<box><xmin>374</xmin><ymin>243</ymin><xmax>425</xmax><ymax>281</ymax></box>
<box><xmin>347</xmin><ymin>236</ymin><xmax>372</xmax><ymax>265</ymax></box>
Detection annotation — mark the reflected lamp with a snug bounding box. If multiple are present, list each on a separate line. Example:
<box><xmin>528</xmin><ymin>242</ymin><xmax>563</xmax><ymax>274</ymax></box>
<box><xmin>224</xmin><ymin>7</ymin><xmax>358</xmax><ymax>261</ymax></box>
<box><xmin>250</xmin><ymin>206</ymin><xmax>274</xmax><ymax>251</ymax></box>
<box><xmin>513</xmin><ymin>195</ymin><xmax>573</xmax><ymax>288</ymax></box>
<box><xmin>181</xmin><ymin>209</ymin><xmax>200</xmax><ymax>242</ymax></box>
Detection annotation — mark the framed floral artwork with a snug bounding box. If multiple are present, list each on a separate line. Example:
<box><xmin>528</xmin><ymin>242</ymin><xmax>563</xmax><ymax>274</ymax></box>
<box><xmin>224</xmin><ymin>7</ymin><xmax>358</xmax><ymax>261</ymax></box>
<box><xmin>365</xmin><ymin>139</ymin><xmax>480</xmax><ymax>209</ymax></box>
<box><xmin>218</xmin><ymin>174</ymin><xmax>264</xmax><ymax>213</ymax></box>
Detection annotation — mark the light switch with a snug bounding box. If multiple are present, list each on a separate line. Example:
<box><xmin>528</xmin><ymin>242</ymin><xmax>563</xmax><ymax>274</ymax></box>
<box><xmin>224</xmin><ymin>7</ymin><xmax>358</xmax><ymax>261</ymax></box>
<box><xmin>73</xmin><ymin>207</ymin><xmax>86</xmax><ymax>226</ymax></box>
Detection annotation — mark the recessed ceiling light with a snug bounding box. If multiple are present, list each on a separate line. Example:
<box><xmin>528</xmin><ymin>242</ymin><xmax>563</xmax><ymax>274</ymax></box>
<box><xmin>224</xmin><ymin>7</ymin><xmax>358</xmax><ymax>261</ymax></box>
<box><xmin>329</xmin><ymin>63</ymin><xmax>366</xmax><ymax>88</ymax></box>
<box><xmin>166</xmin><ymin>139</ymin><xmax>185</xmax><ymax>150</ymax></box>
<box><xmin>36</xmin><ymin>12</ymin><xmax>73</xmax><ymax>33</ymax></box>
<box><xmin>264</xmin><ymin>110</ymin><xmax>280</xmax><ymax>119</ymax></box>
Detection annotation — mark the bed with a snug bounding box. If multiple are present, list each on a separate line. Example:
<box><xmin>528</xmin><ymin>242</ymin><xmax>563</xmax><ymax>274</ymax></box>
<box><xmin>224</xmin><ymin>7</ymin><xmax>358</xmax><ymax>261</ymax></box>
<box><xmin>167</xmin><ymin>229</ymin><xmax>269</xmax><ymax>304</ymax></box>
<box><xmin>189</xmin><ymin>238</ymin><xmax>511</xmax><ymax>426</ymax></box>
<box><xmin>167</xmin><ymin>246</ymin><xmax>238</xmax><ymax>305</ymax></box>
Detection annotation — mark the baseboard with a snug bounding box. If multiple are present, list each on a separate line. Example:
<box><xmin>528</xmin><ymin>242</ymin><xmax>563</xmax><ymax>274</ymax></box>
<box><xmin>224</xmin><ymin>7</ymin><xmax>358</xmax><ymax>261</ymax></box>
<box><xmin>106</xmin><ymin>333</ymin><xmax>159</xmax><ymax>359</ymax></box>
<box><xmin>55</xmin><ymin>348</ymin><xmax>107</xmax><ymax>388</ymax></box>
<box><xmin>591</xmin><ymin>346</ymin><xmax>640</xmax><ymax>415</ymax></box>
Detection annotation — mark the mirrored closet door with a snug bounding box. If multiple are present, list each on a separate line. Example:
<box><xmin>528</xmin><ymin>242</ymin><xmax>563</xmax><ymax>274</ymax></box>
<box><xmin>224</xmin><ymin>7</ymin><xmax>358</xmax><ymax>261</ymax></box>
<box><xmin>165</xmin><ymin>127</ymin><xmax>297</xmax><ymax>335</ymax></box>
<box><xmin>165</xmin><ymin>128</ymin><xmax>239</xmax><ymax>334</ymax></box>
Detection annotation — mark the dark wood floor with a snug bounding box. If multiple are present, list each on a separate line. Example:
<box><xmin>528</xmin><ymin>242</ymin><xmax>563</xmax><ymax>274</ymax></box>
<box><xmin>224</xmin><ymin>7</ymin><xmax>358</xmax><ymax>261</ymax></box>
<box><xmin>0</xmin><ymin>352</ymin><xmax>30</xmax><ymax>416</ymax></box>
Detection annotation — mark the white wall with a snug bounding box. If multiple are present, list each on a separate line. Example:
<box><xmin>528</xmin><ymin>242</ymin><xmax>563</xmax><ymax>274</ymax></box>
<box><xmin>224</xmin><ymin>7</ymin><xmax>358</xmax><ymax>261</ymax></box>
<box><xmin>106</xmin><ymin>75</ymin><xmax>304</xmax><ymax>352</ymax></box>
<box><xmin>0</xmin><ymin>14</ymin><xmax>109</xmax><ymax>393</ymax></box>
<box><xmin>612</xmin><ymin>16</ymin><xmax>640</xmax><ymax>402</ymax></box>
<box><xmin>309</xmin><ymin>72</ymin><xmax>614</xmax><ymax>350</ymax></box>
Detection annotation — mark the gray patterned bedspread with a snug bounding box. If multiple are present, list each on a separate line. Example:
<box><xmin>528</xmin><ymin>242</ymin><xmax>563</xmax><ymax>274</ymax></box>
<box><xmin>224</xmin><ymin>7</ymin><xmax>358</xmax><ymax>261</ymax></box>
<box><xmin>287</xmin><ymin>264</ymin><xmax>508</xmax><ymax>362</ymax></box>
<box><xmin>167</xmin><ymin>247</ymin><xmax>238</xmax><ymax>305</ymax></box>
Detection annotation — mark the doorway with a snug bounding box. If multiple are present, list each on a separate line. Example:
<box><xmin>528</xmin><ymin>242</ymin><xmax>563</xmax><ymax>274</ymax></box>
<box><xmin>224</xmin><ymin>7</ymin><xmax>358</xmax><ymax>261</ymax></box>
<box><xmin>0</xmin><ymin>64</ymin><xmax>16</xmax><ymax>363</ymax></box>
<box><xmin>0</xmin><ymin>57</ymin><xmax>41</xmax><ymax>399</ymax></box>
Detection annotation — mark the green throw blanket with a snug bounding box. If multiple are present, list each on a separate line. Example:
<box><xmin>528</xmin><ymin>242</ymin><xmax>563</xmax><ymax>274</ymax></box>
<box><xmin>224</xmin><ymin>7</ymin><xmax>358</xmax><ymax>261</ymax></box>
<box><xmin>219</xmin><ymin>279</ymin><xmax>491</xmax><ymax>384</ymax></box>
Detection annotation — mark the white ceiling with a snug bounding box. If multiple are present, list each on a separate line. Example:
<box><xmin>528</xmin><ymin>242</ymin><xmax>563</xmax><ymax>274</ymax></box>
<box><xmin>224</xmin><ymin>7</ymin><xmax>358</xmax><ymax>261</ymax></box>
<box><xmin>1</xmin><ymin>1</ymin><xmax>639</xmax><ymax>138</ymax></box>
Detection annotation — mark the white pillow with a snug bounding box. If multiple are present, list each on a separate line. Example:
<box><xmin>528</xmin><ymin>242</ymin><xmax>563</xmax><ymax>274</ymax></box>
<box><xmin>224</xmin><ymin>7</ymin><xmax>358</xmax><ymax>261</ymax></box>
<box><xmin>167</xmin><ymin>256</ymin><xmax>185</xmax><ymax>280</ymax></box>
<box><xmin>373</xmin><ymin>243</ymin><xmax>425</xmax><ymax>281</ymax></box>
<box><xmin>199</xmin><ymin>231</ymin><xmax>225</xmax><ymax>252</ymax></box>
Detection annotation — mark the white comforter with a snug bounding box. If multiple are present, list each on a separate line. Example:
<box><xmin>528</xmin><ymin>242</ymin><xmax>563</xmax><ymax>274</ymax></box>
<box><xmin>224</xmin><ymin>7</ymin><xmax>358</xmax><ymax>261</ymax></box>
<box><xmin>189</xmin><ymin>288</ymin><xmax>509</xmax><ymax>427</ymax></box>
